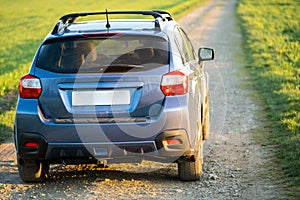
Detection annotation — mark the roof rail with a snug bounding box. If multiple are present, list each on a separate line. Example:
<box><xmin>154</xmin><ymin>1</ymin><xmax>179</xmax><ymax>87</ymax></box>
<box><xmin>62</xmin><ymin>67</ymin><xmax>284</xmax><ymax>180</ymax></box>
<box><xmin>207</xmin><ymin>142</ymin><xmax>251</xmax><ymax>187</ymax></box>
<box><xmin>60</xmin><ymin>11</ymin><xmax>169</xmax><ymax>23</ymax></box>
<box><xmin>52</xmin><ymin>10</ymin><xmax>173</xmax><ymax>35</ymax></box>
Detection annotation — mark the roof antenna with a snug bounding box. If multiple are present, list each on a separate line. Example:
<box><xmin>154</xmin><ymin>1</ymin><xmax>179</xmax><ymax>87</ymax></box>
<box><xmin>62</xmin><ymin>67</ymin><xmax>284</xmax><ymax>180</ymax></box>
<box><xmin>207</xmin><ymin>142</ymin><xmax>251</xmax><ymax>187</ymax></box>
<box><xmin>105</xmin><ymin>9</ymin><xmax>111</xmax><ymax>30</ymax></box>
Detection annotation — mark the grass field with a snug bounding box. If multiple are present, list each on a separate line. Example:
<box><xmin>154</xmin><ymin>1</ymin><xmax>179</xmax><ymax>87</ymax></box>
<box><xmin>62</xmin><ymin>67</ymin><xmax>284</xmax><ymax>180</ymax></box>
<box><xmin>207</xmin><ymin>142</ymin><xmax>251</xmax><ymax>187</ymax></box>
<box><xmin>0</xmin><ymin>0</ymin><xmax>209</xmax><ymax>142</ymax></box>
<box><xmin>237</xmin><ymin>0</ymin><xmax>300</xmax><ymax>197</ymax></box>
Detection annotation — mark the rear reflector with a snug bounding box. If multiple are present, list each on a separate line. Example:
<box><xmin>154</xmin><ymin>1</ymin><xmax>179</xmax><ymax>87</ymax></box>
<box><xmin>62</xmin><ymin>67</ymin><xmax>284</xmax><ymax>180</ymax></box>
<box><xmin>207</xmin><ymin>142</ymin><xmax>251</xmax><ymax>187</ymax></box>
<box><xmin>25</xmin><ymin>142</ymin><xmax>38</xmax><ymax>148</ymax></box>
<box><xmin>160</xmin><ymin>70</ymin><xmax>188</xmax><ymax>96</ymax></box>
<box><xmin>19</xmin><ymin>74</ymin><xmax>42</xmax><ymax>98</ymax></box>
<box><xmin>166</xmin><ymin>139</ymin><xmax>182</xmax><ymax>145</ymax></box>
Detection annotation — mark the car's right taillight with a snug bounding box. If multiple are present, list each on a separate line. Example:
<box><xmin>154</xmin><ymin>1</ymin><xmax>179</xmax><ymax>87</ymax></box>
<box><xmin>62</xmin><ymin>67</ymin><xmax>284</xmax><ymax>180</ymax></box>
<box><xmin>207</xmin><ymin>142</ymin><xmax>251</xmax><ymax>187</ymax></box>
<box><xmin>160</xmin><ymin>70</ymin><xmax>188</xmax><ymax>96</ymax></box>
<box><xmin>19</xmin><ymin>74</ymin><xmax>42</xmax><ymax>98</ymax></box>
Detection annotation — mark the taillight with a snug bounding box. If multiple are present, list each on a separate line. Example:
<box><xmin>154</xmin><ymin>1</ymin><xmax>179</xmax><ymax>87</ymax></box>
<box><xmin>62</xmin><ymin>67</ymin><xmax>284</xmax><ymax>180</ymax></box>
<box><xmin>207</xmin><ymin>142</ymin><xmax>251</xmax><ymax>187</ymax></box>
<box><xmin>160</xmin><ymin>70</ymin><xmax>188</xmax><ymax>96</ymax></box>
<box><xmin>19</xmin><ymin>74</ymin><xmax>42</xmax><ymax>98</ymax></box>
<box><xmin>82</xmin><ymin>32</ymin><xmax>123</xmax><ymax>37</ymax></box>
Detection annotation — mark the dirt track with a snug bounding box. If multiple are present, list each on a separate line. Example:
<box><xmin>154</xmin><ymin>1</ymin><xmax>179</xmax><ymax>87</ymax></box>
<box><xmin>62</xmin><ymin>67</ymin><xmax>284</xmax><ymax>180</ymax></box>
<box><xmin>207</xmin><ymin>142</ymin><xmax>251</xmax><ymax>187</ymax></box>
<box><xmin>0</xmin><ymin>0</ymin><xmax>286</xmax><ymax>199</ymax></box>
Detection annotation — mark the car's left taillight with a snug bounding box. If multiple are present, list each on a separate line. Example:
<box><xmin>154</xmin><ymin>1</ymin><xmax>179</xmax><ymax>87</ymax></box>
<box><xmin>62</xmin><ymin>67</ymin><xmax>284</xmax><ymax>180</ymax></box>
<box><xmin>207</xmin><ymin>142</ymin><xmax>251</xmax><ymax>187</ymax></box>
<box><xmin>19</xmin><ymin>74</ymin><xmax>42</xmax><ymax>98</ymax></box>
<box><xmin>160</xmin><ymin>70</ymin><xmax>188</xmax><ymax>96</ymax></box>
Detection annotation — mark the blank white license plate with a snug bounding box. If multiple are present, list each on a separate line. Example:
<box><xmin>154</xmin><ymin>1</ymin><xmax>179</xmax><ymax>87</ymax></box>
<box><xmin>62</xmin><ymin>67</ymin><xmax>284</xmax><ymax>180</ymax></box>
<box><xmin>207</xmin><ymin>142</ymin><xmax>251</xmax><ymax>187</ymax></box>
<box><xmin>72</xmin><ymin>90</ymin><xmax>130</xmax><ymax>106</ymax></box>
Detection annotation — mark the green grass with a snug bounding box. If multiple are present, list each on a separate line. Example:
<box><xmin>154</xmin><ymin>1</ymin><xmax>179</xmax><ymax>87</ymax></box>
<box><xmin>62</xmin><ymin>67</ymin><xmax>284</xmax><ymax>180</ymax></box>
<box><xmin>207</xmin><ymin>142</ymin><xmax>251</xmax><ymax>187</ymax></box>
<box><xmin>236</xmin><ymin>0</ymin><xmax>300</xmax><ymax>198</ymax></box>
<box><xmin>0</xmin><ymin>0</ymin><xmax>209</xmax><ymax>143</ymax></box>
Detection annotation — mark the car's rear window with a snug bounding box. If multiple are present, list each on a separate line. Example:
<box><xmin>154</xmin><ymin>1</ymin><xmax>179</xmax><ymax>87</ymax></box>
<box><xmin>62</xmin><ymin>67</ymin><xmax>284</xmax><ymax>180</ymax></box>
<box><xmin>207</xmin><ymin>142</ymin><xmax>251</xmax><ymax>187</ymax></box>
<box><xmin>36</xmin><ymin>35</ymin><xmax>169</xmax><ymax>73</ymax></box>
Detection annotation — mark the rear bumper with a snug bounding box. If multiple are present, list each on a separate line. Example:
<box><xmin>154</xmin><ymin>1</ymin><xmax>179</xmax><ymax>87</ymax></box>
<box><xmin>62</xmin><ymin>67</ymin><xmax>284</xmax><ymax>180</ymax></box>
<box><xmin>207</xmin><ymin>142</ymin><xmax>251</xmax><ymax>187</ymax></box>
<box><xmin>17</xmin><ymin>129</ymin><xmax>191</xmax><ymax>164</ymax></box>
<box><xmin>15</xmin><ymin>96</ymin><xmax>194</xmax><ymax>164</ymax></box>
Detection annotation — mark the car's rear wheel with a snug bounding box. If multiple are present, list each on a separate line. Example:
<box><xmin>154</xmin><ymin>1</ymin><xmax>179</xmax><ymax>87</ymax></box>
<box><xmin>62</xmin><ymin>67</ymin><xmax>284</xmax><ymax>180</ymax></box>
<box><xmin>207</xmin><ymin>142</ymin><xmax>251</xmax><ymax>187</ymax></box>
<box><xmin>178</xmin><ymin>152</ymin><xmax>202</xmax><ymax>181</ymax></box>
<box><xmin>17</xmin><ymin>156</ymin><xmax>49</xmax><ymax>183</ymax></box>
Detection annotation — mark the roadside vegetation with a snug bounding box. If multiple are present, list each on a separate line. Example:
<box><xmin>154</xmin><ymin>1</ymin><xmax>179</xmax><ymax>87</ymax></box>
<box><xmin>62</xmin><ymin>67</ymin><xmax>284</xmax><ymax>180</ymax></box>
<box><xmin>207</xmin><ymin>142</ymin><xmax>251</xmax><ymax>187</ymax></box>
<box><xmin>237</xmin><ymin>0</ymin><xmax>300</xmax><ymax>197</ymax></box>
<box><xmin>0</xmin><ymin>0</ymin><xmax>209</xmax><ymax>143</ymax></box>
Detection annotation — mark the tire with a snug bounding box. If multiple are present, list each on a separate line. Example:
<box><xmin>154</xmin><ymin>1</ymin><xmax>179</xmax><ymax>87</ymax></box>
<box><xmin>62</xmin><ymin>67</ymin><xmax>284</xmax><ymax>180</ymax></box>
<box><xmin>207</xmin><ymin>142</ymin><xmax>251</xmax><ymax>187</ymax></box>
<box><xmin>203</xmin><ymin>95</ymin><xmax>210</xmax><ymax>140</ymax></box>
<box><xmin>17</xmin><ymin>156</ymin><xmax>49</xmax><ymax>183</ymax></box>
<box><xmin>178</xmin><ymin>156</ymin><xmax>202</xmax><ymax>181</ymax></box>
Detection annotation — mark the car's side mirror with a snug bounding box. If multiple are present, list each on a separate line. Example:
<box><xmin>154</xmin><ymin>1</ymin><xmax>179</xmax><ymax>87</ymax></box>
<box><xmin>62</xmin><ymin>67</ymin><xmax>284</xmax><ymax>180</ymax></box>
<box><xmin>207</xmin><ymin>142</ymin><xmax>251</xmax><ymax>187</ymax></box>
<box><xmin>198</xmin><ymin>48</ymin><xmax>215</xmax><ymax>63</ymax></box>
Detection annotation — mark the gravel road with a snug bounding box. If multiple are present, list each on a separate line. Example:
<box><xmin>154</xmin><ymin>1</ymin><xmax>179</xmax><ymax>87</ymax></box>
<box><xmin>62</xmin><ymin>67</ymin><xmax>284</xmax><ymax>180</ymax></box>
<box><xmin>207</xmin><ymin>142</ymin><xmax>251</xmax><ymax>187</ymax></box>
<box><xmin>0</xmin><ymin>0</ymin><xmax>286</xmax><ymax>199</ymax></box>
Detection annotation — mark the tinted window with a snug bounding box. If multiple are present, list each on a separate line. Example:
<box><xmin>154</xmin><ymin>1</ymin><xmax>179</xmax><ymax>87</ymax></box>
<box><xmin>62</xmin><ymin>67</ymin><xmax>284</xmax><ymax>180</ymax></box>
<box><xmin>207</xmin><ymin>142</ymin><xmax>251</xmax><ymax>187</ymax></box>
<box><xmin>36</xmin><ymin>36</ymin><xmax>169</xmax><ymax>73</ymax></box>
<box><xmin>178</xmin><ymin>28</ymin><xmax>196</xmax><ymax>61</ymax></box>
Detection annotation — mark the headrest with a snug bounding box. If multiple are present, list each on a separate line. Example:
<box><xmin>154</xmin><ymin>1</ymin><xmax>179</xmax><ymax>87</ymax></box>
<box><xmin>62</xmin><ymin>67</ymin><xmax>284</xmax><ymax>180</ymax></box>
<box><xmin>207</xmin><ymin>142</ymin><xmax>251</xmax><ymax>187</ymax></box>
<box><xmin>76</xmin><ymin>42</ymin><xmax>97</xmax><ymax>62</ymax></box>
<box><xmin>134</xmin><ymin>48</ymin><xmax>155</xmax><ymax>58</ymax></box>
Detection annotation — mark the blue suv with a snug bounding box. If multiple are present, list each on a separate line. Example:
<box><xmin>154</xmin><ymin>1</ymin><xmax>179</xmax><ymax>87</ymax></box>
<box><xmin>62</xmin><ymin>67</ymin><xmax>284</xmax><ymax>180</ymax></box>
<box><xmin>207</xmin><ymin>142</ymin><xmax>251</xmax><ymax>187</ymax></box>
<box><xmin>14</xmin><ymin>10</ymin><xmax>214</xmax><ymax>182</ymax></box>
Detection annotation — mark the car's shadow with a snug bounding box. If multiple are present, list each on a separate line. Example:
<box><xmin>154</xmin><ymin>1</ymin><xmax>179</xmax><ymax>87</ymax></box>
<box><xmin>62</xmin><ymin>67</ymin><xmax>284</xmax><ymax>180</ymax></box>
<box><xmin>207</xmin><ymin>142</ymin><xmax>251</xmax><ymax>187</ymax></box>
<box><xmin>47</xmin><ymin>163</ymin><xmax>179</xmax><ymax>183</ymax></box>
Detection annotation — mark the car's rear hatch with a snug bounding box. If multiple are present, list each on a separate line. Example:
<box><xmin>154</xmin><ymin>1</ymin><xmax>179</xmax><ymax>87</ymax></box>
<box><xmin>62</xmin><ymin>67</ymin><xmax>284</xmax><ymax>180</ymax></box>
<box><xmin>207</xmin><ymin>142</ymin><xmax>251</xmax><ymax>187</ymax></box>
<box><xmin>34</xmin><ymin>34</ymin><xmax>170</xmax><ymax>121</ymax></box>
